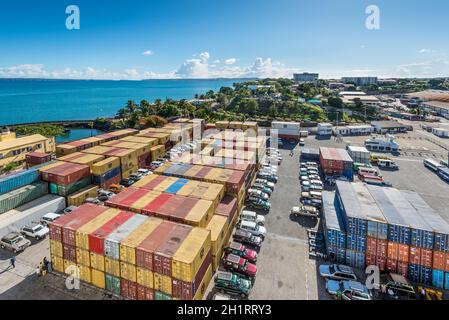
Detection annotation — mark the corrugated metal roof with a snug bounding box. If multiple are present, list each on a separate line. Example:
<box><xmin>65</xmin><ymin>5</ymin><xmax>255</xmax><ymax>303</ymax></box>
<box><xmin>401</xmin><ymin>190</ymin><xmax>449</xmax><ymax>235</ymax></box>
<box><xmin>0</xmin><ymin>134</ymin><xmax>48</xmax><ymax>151</ymax></box>
<box><xmin>365</xmin><ymin>185</ymin><xmax>407</xmax><ymax>227</ymax></box>
<box><xmin>322</xmin><ymin>191</ymin><xmax>345</xmax><ymax>232</ymax></box>
<box><xmin>336</xmin><ymin>181</ymin><xmax>368</xmax><ymax>220</ymax></box>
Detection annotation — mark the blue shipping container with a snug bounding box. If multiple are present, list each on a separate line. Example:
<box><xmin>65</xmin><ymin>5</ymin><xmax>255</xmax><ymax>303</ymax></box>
<box><xmin>327</xmin><ymin>246</ymin><xmax>346</xmax><ymax>264</ymax></box>
<box><xmin>92</xmin><ymin>167</ymin><xmax>121</xmax><ymax>185</ymax></box>
<box><xmin>432</xmin><ymin>269</ymin><xmax>445</xmax><ymax>289</ymax></box>
<box><xmin>408</xmin><ymin>264</ymin><xmax>432</xmax><ymax>286</ymax></box>
<box><xmin>0</xmin><ymin>167</ymin><xmax>41</xmax><ymax>195</ymax></box>
<box><xmin>346</xmin><ymin>234</ymin><xmax>367</xmax><ymax>252</ymax></box>
<box><xmin>388</xmin><ymin>224</ymin><xmax>410</xmax><ymax>245</ymax></box>
<box><xmin>326</xmin><ymin>229</ymin><xmax>346</xmax><ymax>248</ymax></box>
<box><xmin>445</xmin><ymin>272</ymin><xmax>449</xmax><ymax>290</ymax></box>
<box><xmin>434</xmin><ymin>233</ymin><xmax>449</xmax><ymax>252</ymax></box>
<box><xmin>367</xmin><ymin>221</ymin><xmax>388</xmax><ymax>240</ymax></box>
<box><xmin>165</xmin><ymin>179</ymin><xmax>189</xmax><ymax>194</ymax></box>
<box><xmin>345</xmin><ymin>249</ymin><xmax>365</xmax><ymax>269</ymax></box>
<box><xmin>345</xmin><ymin>217</ymin><xmax>367</xmax><ymax>236</ymax></box>
<box><xmin>410</xmin><ymin>229</ymin><xmax>434</xmax><ymax>250</ymax></box>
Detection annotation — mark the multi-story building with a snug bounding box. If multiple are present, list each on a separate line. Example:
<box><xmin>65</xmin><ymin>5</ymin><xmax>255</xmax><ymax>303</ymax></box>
<box><xmin>0</xmin><ymin>134</ymin><xmax>56</xmax><ymax>168</ymax></box>
<box><xmin>341</xmin><ymin>77</ymin><xmax>378</xmax><ymax>86</ymax></box>
<box><xmin>293</xmin><ymin>72</ymin><xmax>319</xmax><ymax>83</ymax></box>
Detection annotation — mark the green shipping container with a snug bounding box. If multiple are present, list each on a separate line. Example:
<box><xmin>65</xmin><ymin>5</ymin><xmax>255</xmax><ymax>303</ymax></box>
<box><xmin>105</xmin><ymin>273</ymin><xmax>121</xmax><ymax>296</ymax></box>
<box><xmin>49</xmin><ymin>177</ymin><xmax>91</xmax><ymax>197</ymax></box>
<box><xmin>0</xmin><ymin>181</ymin><xmax>48</xmax><ymax>214</ymax></box>
<box><xmin>154</xmin><ymin>291</ymin><xmax>172</xmax><ymax>300</ymax></box>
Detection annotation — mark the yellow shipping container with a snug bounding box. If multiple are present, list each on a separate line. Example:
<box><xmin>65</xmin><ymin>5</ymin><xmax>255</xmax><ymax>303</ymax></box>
<box><xmin>153</xmin><ymin>176</ymin><xmax>178</xmax><ymax>192</ymax></box>
<box><xmin>102</xmin><ymin>141</ymin><xmax>150</xmax><ymax>157</ymax></box>
<box><xmin>90</xmin><ymin>252</ymin><xmax>105</xmax><ymax>272</ymax></box>
<box><xmin>212</xmin><ymin>247</ymin><xmax>224</xmax><ymax>272</ymax></box>
<box><xmin>91</xmin><ymin>156</ymin><xmax>121</xmax><ymax>176</ymax></box>
<box><xmin>153</xmin><ymin>273</ymin><xmax>172</xmax><ymax>295</ymax></box>
<box><xmin>63</xmin><ymin>259</ymin><xmax>77</xmax><ymax>275</ymax></box>
<box><xmin>120</xmin><ymin>136</ymin><xmax>159</xmax><ymax>148</ymax></box>
<box><xmin>80</xmin><ymin>136</ymin><xmax>104</xmax><ymax>146</ymax></box>
<box><xmin>120</xmin><ymin>262</ymin><xmax>137</xmax><ymax>282</ymax></box>
<box><xmin>172</xmin><ymin>228</ymin><xmax>211</xmax><ymax>283</ymax></box>
<box><xmin>56</xmin><ymin>144</ymin><xmax>78</xmax><ymax>156</ymax></box>
<box><xmin>59</xmin><ymin>153</ymin><xmax>105</xmax><ymax>169</ymax></box>
<box><xmin>75</xmin><ymin>208</ymin><xmax>120</xmax><ymax>250</ymax></box>
<box><xmin>104</xmin><ymin>257</ymin><xmax>121</xmax><ymax>277</ymax></box>
<box><xmin>120</xmin><ymin>217</ymin><xmax>162</xmax><ymax>264</ymax></box>
<box><xmin>150</xmin><ymin>145</ymin><xmax>166</xmax><ymax>160</ymax></box>
<box><xmin>129</xmin><ymin>190</ymin><xmax>161</xmax><ymax>213</ymax></box>
<box><xmin>122</xmin><ymin>165</ymin><xmax>139</xmax><ymax>179</ymax></box>
<box><xmin>51</xmin><ymin>254</ymin><xmax>64</xmax><ymax>273</ymax></box>
<box><xmin>205</xmin><ymin>215</ymin><xmax>229</xmax><ymax>257</ymax></box>
<box><xmin>67</xmin><ymin>185</ymin><xmax>99</xmax><ymax>207</ymax></box>
<box><xmin>136</xmin><ymin>267</ymin><xmax>154</xmax><ymax>289</ymax></box>
<box><xmin>50</xmin><ymin>239</ymin><xmax>63</xmax><ymax>257</ymax></box>
<box><xmin>82</xmin><ymin>146</ymin><xmax>138</xmax><ymax>170</ymax></box>
<box><xmin>176</xmin><ymin>180</ymin><xmax>198</xmax><ymax>197</ymax></box>
<box><xmin>132</xmin><ymin>174</ymin><xmax>157</xmax><ymax>188</ymax></box>
<box><xmin>77</xmin><ymin>264</ymin><xmax>92</xmax><ymax>283</ymax></box>
<box><xmin>183</xmin><ymin>165</ymin><xmax>203</xmax><ymax>178</ymax></box>
<box><xmin>76</xmin><ymin>248</ymin><xmax>91</xmax><ymax>267</ymax></box>
<box><xmin>194</xmin><ymin>265</ymin><xmax>213</xmax><ymax>300</ymax></box>
<box><xmin>91</xmin><ymin>269</ymin><xmax>106</xmax><ymax>289</ymax></box>
<box><xmin>184</xmin><ymin>199</ymin><xmax>213</xmax><ymax>227</ymax></box>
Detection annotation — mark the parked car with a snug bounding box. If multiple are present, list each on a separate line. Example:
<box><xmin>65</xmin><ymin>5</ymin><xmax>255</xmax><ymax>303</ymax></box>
<box><xmin>309</xmin><ymin>184</ymin><xmax>323</xmax><ymax>191</ymax></box>
<box><xmin>240</xmin><ymin>210</ymin><xmax>265</xmax><ymax>225</ymax></box>
<box><xmin>149</xmin><ymin>161</ymin><xmax>164</xmax><ymax>170</ymax></box>
<box><xmin>0</xmin><ymin>232</ymin><xmax>31</xmax><ymax>253</ymax></box>
<box><xmin>120</xmin><ymin>178</ymin><xmax>135</xmax><ymax>187</ymax></box>
<box><xmin>302</xmin><ymin>198</ymin><xmax>322</xmax><ymax>209</ymax></box>
<box><xmin>252</xmin><ymin>183</ymin><xmax>272</xmax><ymax>195</ymax></box>
<box><xmin>214</xmin><ymin>271</ymin><xmax>252</xmax><ymax>298</ymax></box>
<box><xmin>376</xmin><ymin>273</ymin><xmax>416</xmax><ymax>299</ymax></box>
<box><xmin>63</xmin><ymin>206</ymin><xmax>78</xmax><ymax>214</ymax></box>
<box><xmin>97</xmin><ymin>189</ymin><xmax>115</xmax><ymax>200</ymax></box>
<box><xmin>319</xmin><ymin>264</ymin><xmax>357</xmax><ymax>281</ymax></box>
<box><xmin>301</xmin><ymin>181</ymin><xmax>310</xmax><ymax>191</ymax></box>
<box><xmin>212</xmin><ymin>292</ymin><xmax>237</xmax><ymax>300</ymax></box>
<box><xmin>308</xmin><ymin>174</ymin><xmax>321</xmax><ymax>180</ymax></box>
<box><xmin>222</xmin><ymin>254</ymin><xmax>257</xmax><ymax>279</ymax></box>
<box><xmin>254</xmin><ymin>179</ymin><xmax>275</xmax><ymax>190</ymax></box>
<box><xmin>310</xmin><ymin>179</ymin><xmax>323</xmax><ymax>186</ymax></box>
<box><xmin>40</xmin><ymin>212</ymin><xmax>62</xmax><ymax>226</ymax></box>
<box><xmin>291</xmin><ymin>205</ymin><xmax>318</xmax><ymax>218</ymax></box>
<box><xmin>85</xmin><ymin>198</ymin><xmax>102</xmax><ymax>205</ymax></box>
<box><xmin>224</xmin><ymin>241</ymin><xmax>258</xmax><ymax>263</ymax></box>
<box><xmin>237</xmin><ymin>220</ymin><xmax>267</xmax><ymax>240</ymax></box>
<box><xmin>257</xmin><ymin>172</ymin><xmax>278</xmax><ymax>183</ymax></box>
<box><xmin>129</xmin><ymin>173</ymin><xmax>142</xmax><ymax>181</ymax></box>
<box><xmin>137</xmin><ymin>168</ymin><xmax>152</xmax><ymax>176</ymax></box>
<box><xmin>21</xmin><ymin>223</ymin><xmax>49</xmax><ymax>240</ymax></box>
<box><xmin>299</xmin><ymin>139</ymin><xmax>305</xmax><ymax>146</ymax></box>
<box><xmin>108</xmin><ymin>184</ymin><xmax>124</xmax><ymax>194</ymax></box>
<box><xmin>233</xmin><ymin>229</ymin><xmax>262</xmax><ymax>252</ymax></box>
<box><xmin>245</xmin><ymin>197</ymin><xmax>271</xmax><ymax>212</ymax></box>
<box><xmin>300</xmin><ymin>176</ymin><xmax>309</xmax><ymax>182</ymax></box>
<box><xmin>326</xmin><ymin>279</ymin><xmax>372</xmax><ymax>300</ymax></box>
<box><xmin>247</xmin><ymin>189</ymin><xmax>269</xmax><ymax>200</ymax></box>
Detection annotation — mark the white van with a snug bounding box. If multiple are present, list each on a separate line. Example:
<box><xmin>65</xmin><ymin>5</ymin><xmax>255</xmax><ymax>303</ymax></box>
<box><xmin>241</xmin><ymin>210</ymin><xmax>265</xmax><ymax>225</ymax></box>
<box><xmin>359</xmin><ymin>167</ymin><xmax>382</xmax><ymax>177</ymax></box>
<box><xmin>40</xmin><ymin>212</ymin><xmax>62</xmax><ymax>226</ymax></box>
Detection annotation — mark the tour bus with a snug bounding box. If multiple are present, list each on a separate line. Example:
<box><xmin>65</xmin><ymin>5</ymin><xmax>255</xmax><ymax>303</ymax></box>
<box><xmin>437</xmin><ymin>167</ymin><xmax>449</xmax><ymax>183</ymax></box>
<box><xmin>423</xmin><ymin>159</ymin><xmax>443</xmax><ymax>172</ymax></box>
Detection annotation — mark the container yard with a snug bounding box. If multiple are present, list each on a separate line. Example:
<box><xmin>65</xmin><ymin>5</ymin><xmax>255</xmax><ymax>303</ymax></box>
<box><xmin>320</xmin><ymin>147</ymin><xmax>354</xmax><ymax>180</ymax></box>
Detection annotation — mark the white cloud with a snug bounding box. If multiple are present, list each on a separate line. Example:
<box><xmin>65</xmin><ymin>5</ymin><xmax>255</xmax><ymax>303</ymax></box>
<box><xmin>418</xmin><ymin>48</ymin><xmax>433</xmax><ymax>54</ymax></box>
<box><xmin>224</xmin><ymin>58</ymin><xmax>237</xmax><ymax>65</ymax></box>
<box><xmin>142</xmin><ymin>50</ymin><xmax>153</xmax><ymax>56</ymax></box>
<box><xmin>213</xmin><ymin>59</ymin><xmax>221</xmax><ymax>64</ymax></box>
<box><xmin>396</xmin><ymin>59</ymin><xmax>449</xmax><ymax>77</ymax></box>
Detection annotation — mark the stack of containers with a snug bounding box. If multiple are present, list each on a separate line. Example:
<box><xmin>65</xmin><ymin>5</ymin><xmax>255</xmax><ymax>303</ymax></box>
<box><xmin>347</xmin><ymin>146</ymin><xmax>371</xmax><ymax>165</ymax></box>
<box><xmin>56</xmin><ymin>137</ymin><xmax>104</xmax><ymax>156</ymax></box>
<box><xmin>91</xmin><ymin>157</ymin><xmax>122</xmax><ymax>189</ymax></box>
<box><xmin>0</xmin><ymin>163</ymin><xmax>52</xmax><ymax>195</ymax></box>
<box><xmin>25</xmin><ymin>152</ymin><xmax>52</xmax><ymax>168</ymax></box>
<box><xmin>81</xmin><ymin>146</ymin><xmax>138</xmax><ymax>179</ymax></box>
<box><xmin>320</xmin><ymin>147</ymin><xmax>353</xmax><ymax>180</ymax></box>
<box><xmin>0</xmin><ymin>182</ymin><xmax>48</xmax><ymax>214</ymax></box>
<box><xmin>150</xmin><ymin>145</ymin><xmax>166</xmax><ymax>162</ymax></box>
<box><xmin>39</xmin><ymin>161</ymin><xmax>91</xmax><ymax>197</ymax></box>
<box><xmin>58</xmin><ymin>153</ymin><xmax>105</xmax><ymax>171</ymax></box>
<box><xmin>101</xmin><ymin>141</ymin><xmax>152</xmax><ymax>168</ymax></box>
<box><xmin>368</xmin><ymin>186</ymin><xmax>411</xmax><ymax>276</ymax></box>
<box><xmin>402</xmin><ymin>191</ymin><xmax>449</xmax><ymax>289</ymax></box>
<box><xmin>215</xmin><ymin>196</ymin><xmax>239</xmax><ymax>242</ymax></box>
<box><xmin>322</xmin><ymin>191</ymin><xmax>346</xmax><ymax>263</ymax></box>
<box><xmin>137</xmin><ymin>131</ymin><xmax>171</xmax><ymax>147</ymax></box>
<box><xmin>205</xmin><ymin>215</ymin><xmax>229</xmax><ymax>271</ymax></box>
<box><xmin>107</xmin><ymin>129</ymin><xmax>139</xmax><ymax>140</ymax></box>
<box><xmin>335</xmin><ymin>181</ymin><xmax>367</xmax><ymax>268</ymax></box>
<box><xmin>67</xmin><ymin>185</ymin><xmax>99</xmax><ymax>206</ymax></box>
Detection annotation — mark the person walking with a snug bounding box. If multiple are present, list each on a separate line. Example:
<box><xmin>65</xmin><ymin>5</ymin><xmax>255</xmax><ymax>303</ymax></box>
<box><xmin>10</xmin><ymin>256</ymin><xmax>16</xmax><ymax>269</ymax></box>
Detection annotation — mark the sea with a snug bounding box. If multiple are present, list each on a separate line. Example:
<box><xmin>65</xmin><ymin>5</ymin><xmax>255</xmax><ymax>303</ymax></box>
<box><xmin>0</xmin><ymin>78</ymin><xmax>249</xmax><ymax>126</ymax></box>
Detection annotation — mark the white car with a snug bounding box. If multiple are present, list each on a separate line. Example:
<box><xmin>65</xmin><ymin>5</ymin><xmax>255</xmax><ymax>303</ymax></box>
<box><xmin>40</xmin><ymin>212</ymin><xmax>62</xmax><ymax>226</ymax></box>
<box><xmin>241</xmin><ymin>210</ymin><xmax>265</xmax><ymax>225</ymax></box>
<box><xmin>21</xmin><ymin>223</ymin><xmax>49</xmax><ymax>240</ymax></box>
<box><xmin>310</xmin><ymin>179</ymin><xmax>323</xmax><ymax>186</ymax></box>
<box><xmin>137</xmin><ymin>169</ymin><xmax>152</xmax><ymax>176</ymax></box>
<box><xmin>238</xmin><ymin>220</ymin><xmax>267</xmax><ymax>240</ymax></box>
<box><xmin>254</xmin><ymin>179</ymin><xmax>275</xmax><ymax>189</ymax></box>
<box><xmin>301</xmin><ymin>176</ymin><xmax>309</xmax><ymax>182</ymax></box>
<box><xmin>248</xmin><ymin>189</ymin><xmax>269</xmax><ymax>200</ymax></box>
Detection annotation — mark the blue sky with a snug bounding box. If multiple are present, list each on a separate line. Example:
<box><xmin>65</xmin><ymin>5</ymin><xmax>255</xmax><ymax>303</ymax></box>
<box><xmin>0</xmin><ymin>0</ymin><xmax>448</xmax><ymax>79</ymax></box>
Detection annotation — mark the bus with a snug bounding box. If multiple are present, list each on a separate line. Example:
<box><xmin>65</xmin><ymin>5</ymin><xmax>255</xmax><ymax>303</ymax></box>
<box><xmin>440</xmin><ymin>160</ymin><xmax>449</xmax><ymax>168</ymax></box>
<box><xmin>437</xmin><ymin>167</ymin><xmax>449</xmax><ymax>183</ymax></box>
<box><xmin>359</xmin><ymin>167</ymin><xmax>382</xmax><ymax>178</ymax></box>
<box><xmin>423</xmin><ymin>159</ymin><xmax>443</xmax><ymax>172</ymax></box>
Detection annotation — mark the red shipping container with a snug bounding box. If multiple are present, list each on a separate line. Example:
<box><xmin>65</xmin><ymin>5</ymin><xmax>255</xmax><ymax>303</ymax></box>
<box><xmin>366</xmin><ymin>238</ymin><xmax>377</xmax><ymax>256</ymax></box>
<box><xmin>88</xmin><ymin>211</ymin><xmax>134</xmax><ymax>255</ymax></box>
<box><xmin>153</xmin><ymin>224</ymin><xmax>192</xmax><ymax>276</ymax></box>
<box><xmin>420</xmin><ymin>248</ymin><xmax>433</xmax><ymax>268</ymax></box>
<box><xmin>375</xmin><ymin>257</ymin><xmax>387</xmax><ymax>271</ymax></box>
<box><xmin>100</xmin><ymin>175</ymin><xmax>122</xmax><ymax>190</ymax></box>
<box><xmin>386</xmin><ymin>258</ymin><xmax>397</xmax><ymax>273</ymax></box>
<box><xmin>227</xmin><ymin>171</ymin><xmax>245</xmax><ymax>194</ymax></box>
<box><xmin>117</xmin><ymin>188</ymin><xmax>152</xmax><ymax>211</ymax></box>
<box><xmin>409</xmin><ymin>247</ymin><xmax>421</xmax><ymax>265</ymax></box>
<box><xmin>376</xmin><ymin>239</ymin><xmax>388</xmax><ymax>260</ymax></box>
<box><xmin>365</xmin><ymin>254</ymin><xmax>377</xmax><ymax>267</ymax></box>
<box><xmin>397</xmin><ymin>261</ymin><xmax>408</xmax><ymax>276</ymax></box>
<box><xmin>398</xmin><ymin>244</ymin><xmax>409</xmax><ymax>263</ymax></box>
<box><xmin>387</xmin><ymin>242</ymin><xmax>398</xmax><ymax>261</ymax></box>
<box><xmin>172</xmin><ymin>251</ymin><xmax>211</xmax><ymax>300</ymax></box>
<box><xmin>63</xmin><ymin>244</ymin><xmax>76</xmax><ymax>262</ymax></box>
<box><xmin>120</xmin><ymin>279</ymin><xmax>137</xmax><ymax>300</ymax></box>
<box><xmin>137</xmin><ymin>285</ymin><xmax>154</xmax><ymax>300</ymax></box>
<box><xmin>40</xmin><ymin>162</ymin><xmax>90</xmax><ymax>185</ymax></box>
<box><xmin>136</xmin><ymin>221</ymin><xmax>177</xmax><ymax>270</ymax></box>
<box><xmin>215</xmin><ymin>196</ymin><xmax>237</xmax><ymax>224</ymax></box>
<box><xmin>96</xmin><ymin>133</ymin><xmax>116</xmax><ymax>142</ymax></box>
<box><xmin>142</xmin><ymin>193</ymin><xmax>173</xmax><ymax>216</ymax></box>
<box><xmin>196</xmin><ymin>167</ymin><xmax>212</xmax><ymax>179</ymax></box>
<box><xmin>157</xmin><ymin>196</ymin><xmax>197</xmax><ymax>223</ymax></box>
<box><xmin>433</xmin><ymin>251</ymin><xmax>446</xmax><ymax>270</ymax></box>
<box><xmin>137</xmin><ymin>175</ymin><xmax>167</xmax><ymax>191</ymax></box>
<box><xmin>26</xmin><ymin>152</ymin><xmax>52</xmax><ymax>165</ymax></box>
<box><xmin>104</xmin><ymin>187</ymin><xmax>140</xmax><ymax>209</ymax></box>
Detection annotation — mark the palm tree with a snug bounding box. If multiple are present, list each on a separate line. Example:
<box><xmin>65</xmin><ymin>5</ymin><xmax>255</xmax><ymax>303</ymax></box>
<box><xmin>126</xmin><ymin>100</ymin><xmax>137</xmax><ymax>114</ymax></box>
<box><xmin>116</xmin><ymin>108</ymin><xmax>128</xmax><ymax>121</ymax></box>
<box><xmin>139</xmin><ymin>100</ymin><xmax>151</xmax><ymax>117</ymax></box>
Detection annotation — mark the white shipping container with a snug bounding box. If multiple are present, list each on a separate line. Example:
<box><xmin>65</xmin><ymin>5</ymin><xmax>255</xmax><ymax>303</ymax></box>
<box><xmin>104</xmin><ymin>214</ymin><xmax>147</xmax><ymax>260</ymax></box>
<box><xmin>0</xmin><ymin>195</ymin><xmax>66</xmax><ymax>238</ymax></box>
<box><xmin>347</xmin><ymin>146</ymin><xmax>371</xmax><ymax>164</ymax></box>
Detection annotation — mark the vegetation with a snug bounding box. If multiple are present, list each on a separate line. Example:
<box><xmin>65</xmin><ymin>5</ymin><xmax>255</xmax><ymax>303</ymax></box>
<box><xmin>1</xmin><ymin>162</ymin><xmax>20</xmax><ymax>174</ymax></box>
<box><xmin>16</xmin><ymin>124</ymin><xmax>66</xmax><ymax>137</ymax></box>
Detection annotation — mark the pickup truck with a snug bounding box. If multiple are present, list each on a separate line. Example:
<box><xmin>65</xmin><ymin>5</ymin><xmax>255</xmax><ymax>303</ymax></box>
<box><xmin>0</xmin><ymin>232</ymin><xmax>31</xmax><ymax>253</ymax></box>
<box><xmin>291</xmin><ymin>205</ymin><xmax>319</xmax><ymax>218</ymax></box>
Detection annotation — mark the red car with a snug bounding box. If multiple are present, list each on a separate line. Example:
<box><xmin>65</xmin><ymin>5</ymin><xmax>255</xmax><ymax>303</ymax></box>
<box><xmin>222</xmin><ymin>253</ymin><xmax>257</xmax><ymax>279</ymax></box>
<box><xmin>224</xmin><ymin>241</ymin><xmax>258</xmax><ymax>263</ymax></box>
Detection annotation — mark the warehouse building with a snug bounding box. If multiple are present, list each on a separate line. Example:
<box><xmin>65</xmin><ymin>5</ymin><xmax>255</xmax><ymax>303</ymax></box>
<box><xmin>371</xmin><ymin>121</ymin><xmax>409</xmax><ymax>134</ymax></box>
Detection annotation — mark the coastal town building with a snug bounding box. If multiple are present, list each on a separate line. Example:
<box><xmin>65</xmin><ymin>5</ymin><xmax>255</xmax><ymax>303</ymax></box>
<box><xmin>293</xmin><ymin>73</ymin><xmax>319</xmax><ymax>84</ymax></box>
<box><xmin>0</xmin><ymin>127</ymin><xmax>16</xmax><ymax>142</ymax></box>
<box><xmin>404</xmin><ymin>90</ymin><xmax>449</xmax><ymax>118</ymax></box>
<box><xmin>371</xmin><ymin>120</ymin><xmax>409</xmax><ymax>134</ymax></box>
<box><xmin>341</xmin><ymin>77</ymin><xmax>378</xmax><ymax>86</ymax></box>
<box><xmin>0</xmin><ymin>134</ymin><xmax>56</xmax><ymax>168</ymax></box>
<box><xmin>338</xmin><ymin>91</ymin><xmax>381</xmax><ymax>107</ymax></box>
<box><xmin>333</xmin><ymin>125</ymin><xmax>373</xmax><ymax>136</ymax></box>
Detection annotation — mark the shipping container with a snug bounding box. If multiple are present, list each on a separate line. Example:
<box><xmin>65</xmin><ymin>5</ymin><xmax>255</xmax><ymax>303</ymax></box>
<box><xmin>120</xmin><ymin>279</ymin><xmax>138</xmax><ymax>300</ymax></box>
<box><xmin>0</xmin><ymin>181</ymin><xmax>48</xmax><ymax>214</ymax></box>
<box><xmin>137</xmin><ymin>285</ymin><xmax>154</xmax><ymax>300</ymax></box>
<box><xmin>67</xmin><ymin>185</ymin><xmax>99</xmax><ymax>207</ymax></box>
<box><xmin>49</xmin><ymin>176</ymin><xmax>91</xmax><ymax>197</ymax></box>
<box><xmin>91</xmin><ymin>157</ymin><xmax>121</xmax><ymax>176</ymax></box>
<box><xmin>433</xmin><ymin>269</ymin><xmax>445</xmax><ymax>289</ymax></box>
<box><xmin>1</xmin><ymin>195</ymin><xmax>66</xmax><ymax>239</ymax></box>
<box><xmin>215</xmin><ymin>196</ymin><xmax>238</xmax><ymax>225</ymax></box>
<box><xmin>105</xmin><ymin>273</ymin><xmax>121</xmax><ymax>295</ymax></box>
<box><xmin>39</xmin><ymin>161</ymin><xmax>91</xmax><ymax>186</ymax></box>
<box><xmin>0</xmin><ymin>163</ymin><xmax>50</xmax><ymax>195</ymax></box>
<box><xmin>26</xmin><ymin>152</ymin><xmax>52</xmax><ymax>167</ymax></box>
<box><xmin>205</xmin><ymin>215</ymin><xmax>229</xmax><ymax>257</ymax></box>
<box><xmin>408</xmin><ymin>264</ymin><xmax>432</xmax><ymax>286</ymax></box>
<box><xmin>50</xmin><ymin>239</ymin><xmax>63</xmax><ymax>257</ymax></box>
<box><xmin>322</xmin><ymin>191</ymin><xmax>346</xmax><ymax>251</ymax></box>
<box><xmin>58</xmin><ymin>152</ymin><xmax>105</xmax><ymax>169</ymax></box>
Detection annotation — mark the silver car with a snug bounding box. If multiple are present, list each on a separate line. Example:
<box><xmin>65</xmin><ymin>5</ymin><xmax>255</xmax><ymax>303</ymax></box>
<box><xmin>0</xmin><ymin>232</ymin><xmax>31</xmax><ymax>253</ymax></box>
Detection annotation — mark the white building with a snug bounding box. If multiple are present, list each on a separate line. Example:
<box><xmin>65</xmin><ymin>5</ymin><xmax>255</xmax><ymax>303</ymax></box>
<box><xmin>341</xmin><ymin>77</ymin><xmax>378</xmax><ymax>86</ymax></box>
<box><xmin>341</xmin><ymin>95</ymin><xmax>381</xmax><ymax>107</ymax></box>
<box><xmin>317</xmin><ymin>123</ymin><xmax>333</xmax><ymax>136</ymax></box>
<box><xmin>333</xmin><ymin>125</ymin><xmax>373</xmax><ymax>136</ymax></box>
<box><xmin>271</xmin><ymin>121</ymin><xmax>301</xmax><ymax>141</ymax></box>
<box><xmin>293</xmin><ymin>73</ymin><xmax>319</xmax><ymax>83</ymax></box>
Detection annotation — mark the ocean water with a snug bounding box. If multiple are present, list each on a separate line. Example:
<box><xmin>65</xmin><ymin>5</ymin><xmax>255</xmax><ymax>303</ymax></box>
<box><xmin>55</xmin><ymin>129</ymin><xmax>104</xmax><ymax>144</ymax></box>
<box><xmin>0</xmin><ymin>78</ymin><xmax>248</xmax><ymax>125</ymax></box>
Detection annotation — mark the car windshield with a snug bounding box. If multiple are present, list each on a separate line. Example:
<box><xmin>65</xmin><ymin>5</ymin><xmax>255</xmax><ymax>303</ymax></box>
<box><xmin>329</xmin><ymin>265</ymin><xmax>336</xmax><ymax>274</ymax></box>
<box><xmin>33</xmin><ymin>226</ymin><xmax>43</xmax><ymax>232</ymax></box>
